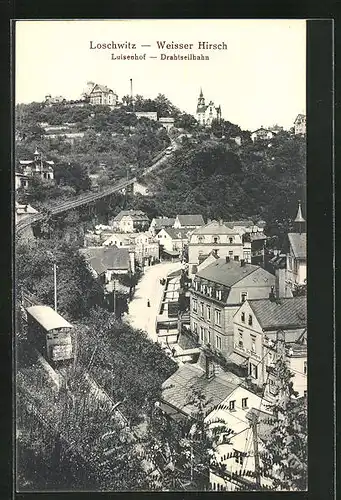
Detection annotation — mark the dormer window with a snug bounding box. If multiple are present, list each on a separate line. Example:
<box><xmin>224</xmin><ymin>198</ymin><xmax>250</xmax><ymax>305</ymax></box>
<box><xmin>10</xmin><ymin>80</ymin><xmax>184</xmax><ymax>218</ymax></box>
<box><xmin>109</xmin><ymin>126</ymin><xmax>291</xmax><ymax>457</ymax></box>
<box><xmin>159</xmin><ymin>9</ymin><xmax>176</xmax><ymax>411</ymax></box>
<box><xmin>229</xmin><ymin>237</ymin><xmax>234</xmax><ymax>244</ymax></box>
<box><xmin>213</xmin><ymin>236</ymin><xmax>220</xmax><ymax>244</ymax></box>
<box><xmin>198</xmin><ymin>236</ymin><xmax>205</xmax><ymax>243</ymax></box>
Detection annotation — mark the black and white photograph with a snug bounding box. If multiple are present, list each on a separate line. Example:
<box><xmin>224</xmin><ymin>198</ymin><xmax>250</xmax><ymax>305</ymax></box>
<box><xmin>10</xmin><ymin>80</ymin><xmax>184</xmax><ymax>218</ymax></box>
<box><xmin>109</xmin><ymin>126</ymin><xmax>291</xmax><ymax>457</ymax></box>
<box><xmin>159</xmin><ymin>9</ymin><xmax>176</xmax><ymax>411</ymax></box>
<box><xmin>14</xmin><ymin>19</ymin><xmax>308</xmax><ymax>492</ymax></box>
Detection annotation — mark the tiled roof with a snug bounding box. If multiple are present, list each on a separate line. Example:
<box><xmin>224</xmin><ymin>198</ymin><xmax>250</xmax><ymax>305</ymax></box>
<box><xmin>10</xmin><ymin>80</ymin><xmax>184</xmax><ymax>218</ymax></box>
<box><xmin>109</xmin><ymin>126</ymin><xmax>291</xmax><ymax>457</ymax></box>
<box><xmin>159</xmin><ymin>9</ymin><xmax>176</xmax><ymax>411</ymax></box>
<box><xmin>176</xmin><ymin>214</ymin><xmax>205</xmax><ymax>226</ymax></box>
<box><xmin>79</xmin><ymin>246</ymin><xmax>130</xmax><ymax>275</ymax></box>
<box><xmin>161</xmin><ymin>363</ymin><xmax>240</xmax><ymax>416</ymax></box>
<box><xmin>225</xmin><ymin>220</ymin><xmax>254</xmax><ymax>228</ymax></box>
<box><xmin>164</xmin><ymin>228</ymin><xmax>191</xmax><ymax>240</ymax></box>
<box><xmin>248</xmin><ymin>296</ymin><xmax>306</xmax><ymax>331</ymax></box>
<box><xmin>249</xmin><ymin>232</ymin><xmax>267</xmax><ymax>241</ymax></box>
<box><xmin>193</xmin><ymin>221</ymin><xmax>237</xmax><ymax>235</ymax></box>
<box><xmin>288</xmin><ymin>233</ymin><xmax>306</xmax><ymax>259</ymax></box>
<box><xmin>91</xmin><ymin>83</ymin><xmax>115</xmax><ymax>94</ymax></box>
<box><xmin>152</xmin><ymin>217</ymin><xmax>175</xmax><ymax>229</ymax></box>
<box><xmin>113</xmin><ymin>210</ymin><xmax>149</xmax><ymax>222</ymax></box>
<box><xmin>196</xmin><ymin>258</ymin><xmax>262</xmax><ymax>287</ymax></box>
<box><xmin>266</xmin><ymin>327</ymin><xmax>307</xmax><ymax>344</ymax></box>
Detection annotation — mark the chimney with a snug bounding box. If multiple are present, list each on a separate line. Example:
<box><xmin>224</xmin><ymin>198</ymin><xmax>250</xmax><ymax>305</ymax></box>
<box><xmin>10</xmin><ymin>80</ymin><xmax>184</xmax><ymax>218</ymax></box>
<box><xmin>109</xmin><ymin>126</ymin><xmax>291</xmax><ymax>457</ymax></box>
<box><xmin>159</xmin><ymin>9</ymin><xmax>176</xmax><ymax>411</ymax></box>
<box><xmin>225</xmin><ymin>256</ymin><xmax>230</xmax><ymax>263</ymax></box>
<box><xmin>275</xmin><ymin>266</ymin><xmax>287</xmax><ymax>299</ymax></box>
<box><xmin>240</xmin><ymin>259</ymin><xmax>246</xmax><ymax>267</ymax></box>
<box><xmin>205</xmin><ymin>354</ymin><xmax>215</xmax><ymax>380</ymax></box>
<box><xmin>219</xmin><ymin>219</ymin><xmax>224</xmax><ymax>226</ymax></box>
<box><xmin>207</xmin><ymin>218</ymin><xmax>212</xmax><ymax>224</ymax></box>
<box><xmin>269</xmin><ymin>286</ymin><xmax>276</xmax><ymax>302</ymax></box>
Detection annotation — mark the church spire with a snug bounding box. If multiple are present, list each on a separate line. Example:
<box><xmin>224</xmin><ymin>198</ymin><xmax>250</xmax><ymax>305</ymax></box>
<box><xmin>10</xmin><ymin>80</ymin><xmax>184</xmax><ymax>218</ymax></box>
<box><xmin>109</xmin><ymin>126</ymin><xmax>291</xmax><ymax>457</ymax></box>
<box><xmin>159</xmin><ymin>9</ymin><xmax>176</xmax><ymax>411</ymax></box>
<box><xmin>197</xmin><ymin>88</ymin><xmax>205</xmax><ymax>108</ymax></box>
<box><xmin>294</xmin><ymin>200</ymin><xmax>305</xmax><ymax>233</ymax></box>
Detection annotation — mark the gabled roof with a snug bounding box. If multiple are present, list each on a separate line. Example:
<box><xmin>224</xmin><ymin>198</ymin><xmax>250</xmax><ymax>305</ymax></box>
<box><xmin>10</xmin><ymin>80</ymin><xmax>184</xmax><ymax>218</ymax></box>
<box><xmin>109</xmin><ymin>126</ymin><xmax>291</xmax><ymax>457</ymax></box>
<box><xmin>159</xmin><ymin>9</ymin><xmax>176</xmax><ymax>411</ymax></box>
<box><xmin>288</xmin><ymin>233</ymin><xmax>306</xmax><ymax>259</ymax></box>
<box><xmin>161</xmin><ymin>363</ymin><xmax>240</xmax><ymax>417</ymax></box>
<box><xmin>176</xmin><ymin>214</ymin><xmax>205</xmax><ymax>226</ymax></box>
<box><xmin>192</xmin><ymin>220</ymin><xmax>236</xmax><ymax>235</ymax></box>
<box><xmin>163</xmin><ymin>228</ymin><xmax>191</xmax><ymax>240</ymax></box>
<box><xmin>113</xmin><ymin>210</ymin><xmax>149</xmax><ymax>222</ymax></box>
<box><xmin>251</xmin><ymin>128</ymin><xmax>274</xmax><ymax>134</ymax></box>
<box><xmin>79</xmin><ymin>246</ymin><xmax>130</xmax><ymax>275</ymax></box>
<box><xmin>16</xmin><ymin>203</ymin><xmax>38</xmax><ymax>215</ymax></box>
<box><xmin>90</xmin><ymin>83</ymin><xmax>116</xmax><ymax>94</ymax></box>
<box><xmin>27</xmin><ymin>305</ymin><xmax>73</xmax><ymax>331</ymax></box>
<box><xmin>152</xmin><ymin>217</ymin><xmax>175</xmax><ymax>229</ymax></box>
<box><xmin>196</xmin><ymin>258</ymin><xmax>269</xmax><ymax>288</ymax></box>
<box><xmin>294</xmin><ymin>114</ymin><xmax>306</xmax><ymax>123</ymax></box>
<box><xmin>248</xmin><ymin>296</ymin><xmax>306</xmax><ymax>331</ymax></box>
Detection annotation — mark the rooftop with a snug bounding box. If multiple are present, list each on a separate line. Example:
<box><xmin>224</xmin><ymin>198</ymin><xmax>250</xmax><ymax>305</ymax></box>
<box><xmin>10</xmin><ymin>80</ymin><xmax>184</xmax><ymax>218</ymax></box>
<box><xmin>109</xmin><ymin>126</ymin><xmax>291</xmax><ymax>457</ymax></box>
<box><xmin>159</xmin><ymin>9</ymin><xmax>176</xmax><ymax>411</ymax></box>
<box><xmin>288</xmin><ymin>233</ymin><xmax>306</xmax><ymax>259</ymax></box>
<box><xmin>176</xmin><ymin>214</ymin><xmax>205</xmax><ymax>227</ymax></box>
<box><xmin>161</xmin><ymin>362</ymin><xmax>241</xmax><ymax>417</ymax></box>
<box><xmin>248</xmin><ymin>296</ymin><xmax>306</xmax><ymax>331</ymax></box>
<box><xmin>79</xmin><ymin>246</ymin><xmax>130</xmax><ymax>275</ymax></box>
<box><xmin>196</xmin><ymin>258</ymin><xmax>269</xmax><ymax>288</ymax></box>
<box><xmin>163</xmin><ymin>228</ymin><xmax>191</xmax><ymax>240</ymax></box>
<box><xmin>193</xmin><ymin>220</ymin><xmax>237</xmax><ymax>236</ymax></box>
<box><xmin>113</xmin><ymin>210</ymin><xmax>149</xmax><ymax>222</ymax></box>
<box><xmin>152</xmin><ymin>217</ymin><xmax>175</xmax><ymax>229</ymax></box>
<box><xmin>27</xmin><ymin>305</ymin><xmax>73</xmax><ymax>331</ymax></box>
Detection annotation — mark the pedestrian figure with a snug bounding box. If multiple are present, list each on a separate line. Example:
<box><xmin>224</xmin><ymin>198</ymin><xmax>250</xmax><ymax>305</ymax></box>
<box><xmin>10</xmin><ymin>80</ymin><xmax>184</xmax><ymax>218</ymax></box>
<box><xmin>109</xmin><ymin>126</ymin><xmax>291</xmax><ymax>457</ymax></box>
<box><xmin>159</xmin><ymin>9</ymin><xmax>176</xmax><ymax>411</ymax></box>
<box><xmin>147</xmin><ymin>299</ymin><xmax>151</xmax><ymax>307</ymax></box>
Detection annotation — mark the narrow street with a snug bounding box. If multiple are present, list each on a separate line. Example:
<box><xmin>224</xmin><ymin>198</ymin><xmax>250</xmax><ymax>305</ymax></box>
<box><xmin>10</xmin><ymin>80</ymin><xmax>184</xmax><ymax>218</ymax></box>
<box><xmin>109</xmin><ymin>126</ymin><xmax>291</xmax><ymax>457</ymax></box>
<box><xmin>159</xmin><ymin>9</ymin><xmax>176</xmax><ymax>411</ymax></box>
<box><xmin>125</xmin><ymin>261</ymin><xmax>182</xmax><ymax>342</ymax></box>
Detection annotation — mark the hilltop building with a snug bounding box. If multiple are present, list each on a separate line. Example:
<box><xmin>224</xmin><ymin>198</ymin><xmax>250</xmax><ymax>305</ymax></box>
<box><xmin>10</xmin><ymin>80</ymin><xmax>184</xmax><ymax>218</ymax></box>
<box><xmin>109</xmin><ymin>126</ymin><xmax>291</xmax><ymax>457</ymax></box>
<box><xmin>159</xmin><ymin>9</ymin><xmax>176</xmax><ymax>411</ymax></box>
<box><xmin>196</xmin><ymin>88</ymin><xmax>222</xmax><ymax>126</ymax></box>
<box><xmin>294</xmin><ymin>114</ymin><xmax>306</xmax><ymax>135</ymax></box>
<box><xmin>250</xmin><ymin>127</ymin><xmax>277</xmax><ymax>142</ymax></box>
<box><xmin>18</xmin><ymin>149</ymin><xmax>54</xmax><ymax>184</ymax></box>
<box><xmin>83</xmin><ymin>81</ymin><xmax>118</xmax><ymax>106</ymax></box>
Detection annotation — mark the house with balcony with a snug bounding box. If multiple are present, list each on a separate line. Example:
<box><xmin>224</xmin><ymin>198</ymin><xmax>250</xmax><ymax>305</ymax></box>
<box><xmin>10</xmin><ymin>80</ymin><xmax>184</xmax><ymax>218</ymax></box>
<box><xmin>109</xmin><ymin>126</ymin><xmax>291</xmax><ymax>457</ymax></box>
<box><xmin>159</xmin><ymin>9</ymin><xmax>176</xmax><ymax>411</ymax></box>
<box><xmin>233</xmin><ymin>294</ymin><xmax>307</xmax><ymax>398</ymax></box>
<box><xmin>189</xmin><ymin>257</ymin><xmax>275</xmax><ymax>360</ymax></box>
<box><xmin>160</xmin><ymin>350</ymin><xmax>273</xmax><ymax>490</ymax></box>
<box><xmin>109</xmin><ymin>210</ymin><xmax>150</xmax><ymax>233</ymax></box>
<box><xmin>18</xmin><ymin>149</ymin><xmax>54</xmax><ymax>184</ymax></box>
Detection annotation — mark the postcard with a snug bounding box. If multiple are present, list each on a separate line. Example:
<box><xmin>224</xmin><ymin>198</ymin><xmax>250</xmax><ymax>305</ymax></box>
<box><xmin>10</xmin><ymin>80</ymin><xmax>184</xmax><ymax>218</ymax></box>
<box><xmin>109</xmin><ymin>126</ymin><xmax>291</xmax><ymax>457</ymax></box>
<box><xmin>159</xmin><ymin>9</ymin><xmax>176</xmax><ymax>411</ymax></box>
<box><xmin>14</xmin><ymin>19</ymin><xmax>308</xmax><ymax>492</ymax></box>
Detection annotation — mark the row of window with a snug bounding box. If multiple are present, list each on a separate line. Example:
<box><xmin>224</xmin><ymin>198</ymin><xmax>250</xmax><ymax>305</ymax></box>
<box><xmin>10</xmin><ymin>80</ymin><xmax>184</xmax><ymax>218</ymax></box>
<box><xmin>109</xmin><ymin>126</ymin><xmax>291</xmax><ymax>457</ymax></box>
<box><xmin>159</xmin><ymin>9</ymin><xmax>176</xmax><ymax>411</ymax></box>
<box><xmin>193</xmin><ymin>282</ymin><xmax>223</xmax><ymax>301</ymax></box>
<box><xmin>193</xmin><ymin>322</ymin><xmax>222</xmax><ymax>350</ymax></box>
<box><xmin>237</xmin><ymin>329</ymin><xmax>256</xmax><ymax>352</ymax></box>
<box><xmin>228</xmin><ymin>397</ymin><xmax>249</xmax><ymax>412</ymax></box>
<box><xmin>192</xmin><ymin>300</ymin><xmax>222</xmax><ymax>325</ymax></box>
<box><xmin>196</xmin><ymin>236</ymin><xmax>236</xmax><ymax>244</ymax></box>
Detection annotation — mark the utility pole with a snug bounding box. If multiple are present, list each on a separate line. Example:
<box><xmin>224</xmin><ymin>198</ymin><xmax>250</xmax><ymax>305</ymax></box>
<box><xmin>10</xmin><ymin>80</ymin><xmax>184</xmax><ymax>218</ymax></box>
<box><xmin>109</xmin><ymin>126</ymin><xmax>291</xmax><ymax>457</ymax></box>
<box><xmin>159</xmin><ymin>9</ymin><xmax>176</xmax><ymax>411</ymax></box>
<box><xmin>53</xmin><ymin>262</ymin><xmax>57</xmax><ymax>312</ymax></box>
<box><xmin>112</xmin><ymin>280</ymin><xmax>116</xmax><ymax>318</ymax></box>
<box><xmin>251</xmin><ymin>413</ymin><xmax>261</xmax><ymax>489</ymax></box>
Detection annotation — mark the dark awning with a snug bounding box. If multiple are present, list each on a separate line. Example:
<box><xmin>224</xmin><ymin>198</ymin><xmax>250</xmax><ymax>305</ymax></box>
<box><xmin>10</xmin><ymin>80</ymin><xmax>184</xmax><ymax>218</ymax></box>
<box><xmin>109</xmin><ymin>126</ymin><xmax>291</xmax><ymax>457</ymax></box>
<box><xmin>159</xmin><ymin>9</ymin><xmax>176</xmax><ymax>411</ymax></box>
<box><xmin>227</xmin><ymin>352</ymin><xmax>249</xmax><ymax>366</ymax></box>
<box><xmin>163</xmin><ymin>249</ymin><xmax>180</xmax><ymax>256</ymax></box>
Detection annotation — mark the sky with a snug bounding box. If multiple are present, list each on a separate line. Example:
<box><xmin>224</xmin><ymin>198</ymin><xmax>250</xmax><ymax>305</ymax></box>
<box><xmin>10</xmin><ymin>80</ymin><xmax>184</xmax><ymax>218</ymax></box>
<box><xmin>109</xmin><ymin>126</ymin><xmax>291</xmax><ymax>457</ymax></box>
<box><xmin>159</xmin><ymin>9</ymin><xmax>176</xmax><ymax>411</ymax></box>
<box><xmin>15</xmin><ymin>19</ymin><xmax>306</xmax><ymax>131</ymax></box>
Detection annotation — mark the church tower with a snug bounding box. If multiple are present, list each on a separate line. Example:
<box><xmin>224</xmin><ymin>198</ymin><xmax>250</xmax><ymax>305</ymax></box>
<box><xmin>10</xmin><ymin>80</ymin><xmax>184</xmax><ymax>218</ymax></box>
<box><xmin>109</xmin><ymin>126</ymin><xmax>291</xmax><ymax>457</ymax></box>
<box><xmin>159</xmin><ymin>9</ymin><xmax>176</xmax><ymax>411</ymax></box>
<box><xmin>294</xmin><ymin>200</ymin><xmax>306</xmax><ymax>234</ymax></box>
<box><xmin>197</xmin><ymin>88</ymin><xmax>205</xmax><ymax>109</ymax></box>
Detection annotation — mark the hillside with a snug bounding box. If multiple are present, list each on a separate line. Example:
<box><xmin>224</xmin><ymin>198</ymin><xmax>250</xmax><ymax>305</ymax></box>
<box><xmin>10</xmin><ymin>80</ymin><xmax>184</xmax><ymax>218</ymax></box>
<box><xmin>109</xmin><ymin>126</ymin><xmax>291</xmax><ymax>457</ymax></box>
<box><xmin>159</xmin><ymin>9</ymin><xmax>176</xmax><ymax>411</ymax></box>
<box><xmin>15</xmin><ymin>98</ymin><xmax>305</xmax><ymax>245</ymax></box>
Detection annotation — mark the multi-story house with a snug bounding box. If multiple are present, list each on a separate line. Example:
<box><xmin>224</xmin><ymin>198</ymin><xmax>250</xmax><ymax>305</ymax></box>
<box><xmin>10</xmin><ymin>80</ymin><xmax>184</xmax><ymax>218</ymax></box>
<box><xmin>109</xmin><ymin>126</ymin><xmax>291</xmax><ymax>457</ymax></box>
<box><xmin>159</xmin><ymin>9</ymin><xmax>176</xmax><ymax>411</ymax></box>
<box><xmin>18</xmin><ymin>149</ymin><xmax>54</xmax><ymax>183</ymax></box>
<box><xmin>102</xmin><ymin>230</ymin><xmax>159</xmax><ymax>266</ymax></box>
<box><xmin>173</xmin><ymin>214</ymin><xmax>205</xmax><ymax>229</ymax></box>
<box><xmin>160</xmin><ymin>350</ymin><xmax>273</xmax><ymax>490</ymax></box>
<box><xmin>79</xmin><ymin>245</ymin><xmax>135</xmax><ymax>283</ymax></box>
<box><xmin>156</xmin><ymin>227</ymin><xmax>191</xmax><ymax>259</ymax></box>
<box><xmin>294</xmin><ymin>114</ymin><xmax>306</xmax><ymax>135</ymax></box>
<box><xmin>110</xmin><ymin>210</ymin><xmax>150</xmax><ymax>233</ymax></box>
<box><xmin>189</xmin><ymin>257</ymin><xmax>275</xmax><ymax>358</ymax></box>
<box><xmin>233</xmin><ymin>292</ymin><xmax>307</xmax><ymax>397</ymax></box>
<box><xmin>250</xmin><ymin>127</ymin><xmax>277</xmax><ymax>142</ymax></box>
<box><xmin>86</xmin><ymin>82</ymin><xmax>118</xmax><ymax>106</ymax></box>
<box><xmin>149</xmin><ymin>216</ymin><xmax>175</xmax><ymax>236</ymax></box>
<box><xmin>188</xmin><ymin>220</ymin><xmax>251</xmax><ymax>276</ymax></box>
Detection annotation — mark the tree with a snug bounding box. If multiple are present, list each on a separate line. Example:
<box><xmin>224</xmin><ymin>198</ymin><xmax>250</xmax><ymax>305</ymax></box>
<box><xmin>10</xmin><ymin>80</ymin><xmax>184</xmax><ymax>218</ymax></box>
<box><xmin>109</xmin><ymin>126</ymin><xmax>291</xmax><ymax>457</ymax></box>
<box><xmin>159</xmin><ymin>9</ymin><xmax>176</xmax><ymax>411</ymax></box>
<box><xmin>142</xmin><ymin>388</ymin><xmax>230</xmax><ymax>490</ymax></box>
<box><xmin>260</xmin><ymin>359</ymin><xmax>308</xmax><ymax>490</ymax></box>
